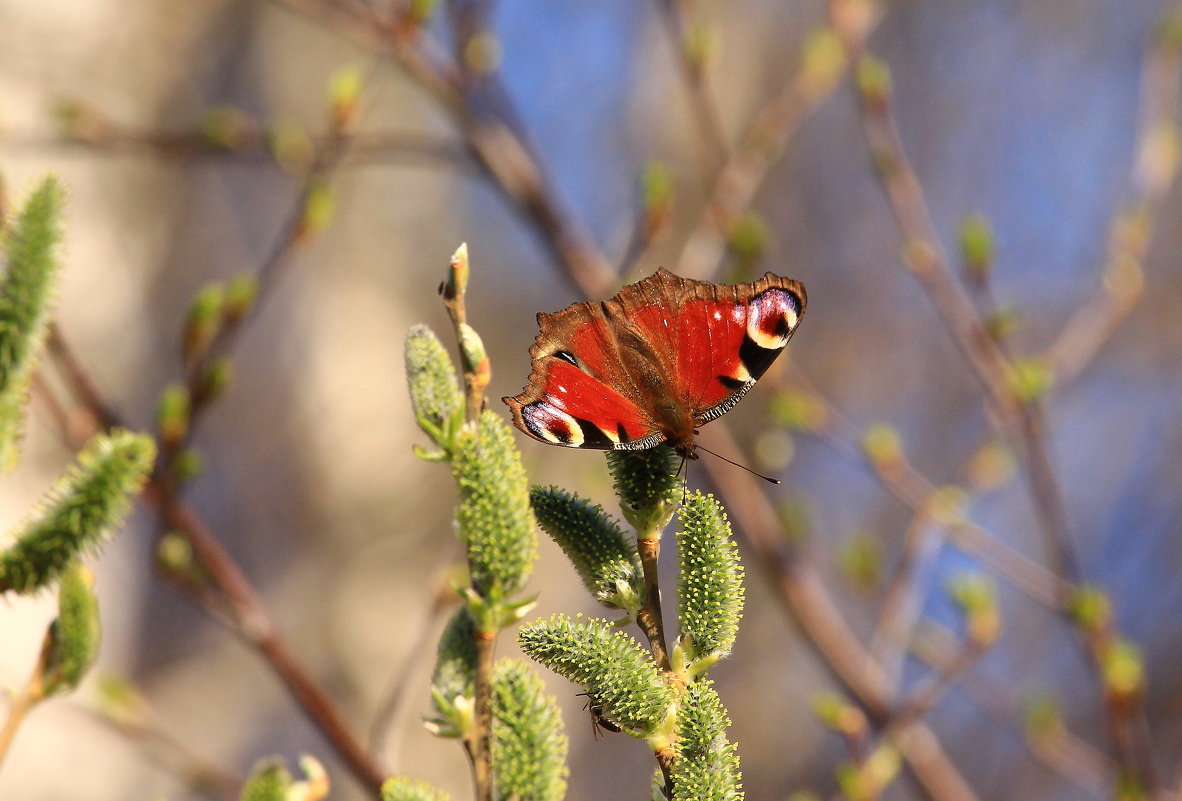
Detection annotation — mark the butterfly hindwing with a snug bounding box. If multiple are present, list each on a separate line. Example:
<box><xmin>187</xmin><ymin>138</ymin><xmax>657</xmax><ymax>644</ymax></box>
<box><xmin>504</xmin><ymin>302</ymin><xmax>663</xmax><ymax>450</ymax></box>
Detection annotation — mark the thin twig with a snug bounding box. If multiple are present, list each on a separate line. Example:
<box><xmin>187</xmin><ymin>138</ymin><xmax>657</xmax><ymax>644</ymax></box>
<box><xmin>368</xmin><ymin>568</ymin><xmax>460</xmax><ymax>771</ymax></box>
<box><xmin>911</xmin><ymin>623</ymin><xmax>1115</xmax><ymax>796</ymax></box>
<box><xmin>0</xmin><ymin>127</ymin><xmax>471</xmax><ymax>171</ymax></box>
<box><xmin>697</xmin><ymin>425</ymin><xmax>983</xmax><ymax>801</ymax></box>
<box><xmin>674</xmin><ymin>7</ymin><xmax>879</xmax><ymax>281</ymax></box>
<box><xmin>830</xmin><ymin>3</ymin><xmax>1182</xmax><ymax>794</ymax></box>
<box><xmin>656</xmin><ymin>0</ymin><xmax>729</xmax><ymax>181</ymax></box>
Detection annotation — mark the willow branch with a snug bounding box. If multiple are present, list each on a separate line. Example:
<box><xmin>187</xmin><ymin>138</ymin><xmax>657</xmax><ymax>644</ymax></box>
<box><xmin>656</xmin><ymin>0</ymin><xmax>729</xmax><ymax>180</ymax></box>
<box><xmin>697</xmin><ymin>425</ymin><xmax>983</xmax><ymax>801</ymax></box>
<box><xmin>674</xmin><ymin>6</ymin><xmax>879</xmax><ymax>281</ymax></box>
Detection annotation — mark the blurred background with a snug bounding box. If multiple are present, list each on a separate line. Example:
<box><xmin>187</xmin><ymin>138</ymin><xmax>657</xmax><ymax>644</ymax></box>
<box><xmin>1</xmin><ymin>0</ymin><xmax>1181</xmax><ymax>799</ymax></box>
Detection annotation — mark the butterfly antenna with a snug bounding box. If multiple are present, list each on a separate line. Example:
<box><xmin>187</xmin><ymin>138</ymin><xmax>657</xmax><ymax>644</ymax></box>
<box><xmin>695</xmin><ymin>444</ymin><xmax>781</xmax><ymax>485</ymax></box>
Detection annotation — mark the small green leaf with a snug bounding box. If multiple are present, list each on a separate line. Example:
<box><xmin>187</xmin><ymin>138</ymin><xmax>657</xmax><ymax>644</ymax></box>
<box><xmin>519</xmin><ymin>614</ymin><xmax>673</xmax><ymax>736</ymax></box>
<box><xmin>298</xmin><ymin>180</ymin><xmax>335</xmax><ymax>242</ymax></box>
<box><xmin>156</xmin><ymin>383</ymin><xmax>191</xmax><ymax>446</ymax></box>
<box><xmin>183</xmin><ymin>282</ymin><xmax>225</xmax><ymax>364</ymax></box>
<box><xmin>490</xmin><ymin>659</ymin><xmax>568</xmax><ymax>801</ymax></box>
<box><xmin>855</xmin><ymin>56</ymin><xmax>892</xmax><ymax>109</ymax></box>
<box><xmin>223</xmin><ymin>273</ymin><xmax>259</xmax><ymax>323</ymax></box>
<box><xmin>0</xmin><ymin>430</ymin><xmax>155</xmax><ymax>594</ymax></box>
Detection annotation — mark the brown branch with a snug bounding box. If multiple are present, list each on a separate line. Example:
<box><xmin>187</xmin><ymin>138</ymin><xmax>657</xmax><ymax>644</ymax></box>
<box><xmin>1044</xmin><ymin>17</ymin><xmax>1182</xmax><ymax>384</ymax></box>
<box><xmin>636</xmin><ymin>537</ymin><xmax>673</xmax><ymax>673</ymax></box>
<box><xmin>656</xmin><ymin>0</ymin><xmax>729</xmax><ymax>181</ymax></box>
<box><xmin>41</xmin><ymin>131</ymin><xmax>391</xmax><ymax>801</ymax></box>
<box><xmin>829</xmin><ymin>3</ymin><xmax>1182</xmax><ymax>795</ymax></box>
<box><xmin>674</xmin><ymin>7</ymin><xmax>879</xmax><ymax>281</ymax></box>
<box><xmin>0</xmin><ymin>127</ymin><xmax>471</xmax><ymax>171</ymax></box>
<box><xmin>911</xmin><ymin>623</ymin><xmax>1115</xmax><ymax>797</ymax></box>
<box><xmin>271</xmin><ymin>0</ymin><xmax>621</xmax><ymax>300</ymax></box>
<box><xmin>697</xmin><ymin>425</ymin><xmax>983</xmax><ymax>801</ymax></box>
<box><xmin>783</xmin><ymin>371</ymin><xmax>1071</xmax><ymax>610</ymax></box>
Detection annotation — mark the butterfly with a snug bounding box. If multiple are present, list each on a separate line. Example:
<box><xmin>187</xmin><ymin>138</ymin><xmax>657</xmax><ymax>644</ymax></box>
<box><xmin>503</xmin><ymin>269</ymin><xmax>806</xmax><ymax>460</ymax></box>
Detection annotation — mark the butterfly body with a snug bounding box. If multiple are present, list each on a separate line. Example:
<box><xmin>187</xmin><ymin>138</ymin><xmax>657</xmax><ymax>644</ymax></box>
<box><xmin>503</xmin><ymin>269</ymin><xmax>806</xmax><ymax>460</ymax></box>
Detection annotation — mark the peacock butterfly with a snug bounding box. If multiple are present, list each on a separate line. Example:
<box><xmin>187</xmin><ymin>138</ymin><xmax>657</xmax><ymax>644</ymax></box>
<box><xmin>503</xmin><ymin>268</ymin><xmax>806</xmax><ymax>460</ymax></box>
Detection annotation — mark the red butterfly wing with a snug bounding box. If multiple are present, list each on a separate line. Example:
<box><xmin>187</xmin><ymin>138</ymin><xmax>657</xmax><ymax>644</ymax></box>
<box><xmin>503</xmin><ymin>269</ymin><xmax>806</xmax><ymax>456</ymax></box>
<box><xmin>503</xmin><ymin>301</ymin><xmax>664</xmax><ymax>450</ymax></box>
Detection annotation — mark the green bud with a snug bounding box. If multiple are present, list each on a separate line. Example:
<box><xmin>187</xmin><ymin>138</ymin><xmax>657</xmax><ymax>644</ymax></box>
<box><xmin>268</xmin><ymin>122</ymin><xmax>315</xmax><ymax>173</ymax></box>
<box><xmin>297</xmin><ymin>180</ymin><xmax>335</xmax><ymax>243</ymax></box>
<box><xmin>452</xmin><ymin>412</ymin><xmax>536</xmax><ymax>604</ymax></box>
<box><xmin>959</xmin><ymin>214</ymin><xmax>994</xmax><ymax>285</ymax></box>
<box><xmin>671</xmin><ymin>680</ymin><xmax>741</xmax><ymax>801</ymax></box>
<box><xmin>800</xmin><ymin>28</ymin><xmax>846</xmax><ymax>97</ymax></box>
<box><xmin>683</xmin><ymin>22</ymin><xmax>718</xmax><ymax>71</ymax></box>
<box><xmin>640</xmin><ymin>162</ymin><xmax>674</xmax><ymax>238</ymax></box>
<box><xmin>490</xmin><ymin>659</ymin><xmax>568</xmax><ymax>801</ymax></box>
<box><xmin>768</xmin><ymin>389</ymin><xmax>828</xmax><ymax>432</ymax></box>
<box><xmin>199</xmin><ymin>105</ymin><xmax>255</xmax><ymax>150</ymax></box>
<box><xmin>1070</xmin><ymin>585</ymin><xmax>1112</xmax><ymax>633</ymax></box>
<box><xmin>405</xmin><ymin>325</ymin><xmax>463</xmax><ymax>449</ymax></box>
<box><xmin>727</xmin><ymin>211</ymin><xmax>769</xmax><ymax>267</ymax></box>
<box><xmin>948</xmin><ymin>572</ymin><xmax>1000</xmax><ymax>646</ymax></box>
<box><xmin>855</xmin><ymin>56</ymin><xmax>892</xmax><ymax>109</ymax></box>
<box><xmin>530</xmin><ymin>486</ymin><xmax>643</xmax><ymax>614</ymax></box>
<box><xmin>811</xmin><ymin>691</ymin><xmax>867</xmax><ymax>735</ymax></box>
<box><xmin>427</xmin><ymin>608</ymin><xmax>477</xmax><ymax>738</ymax></box>
<box><xmin>0</xmin><ymin>430</ymin><xmax>155</xmax><ymax>594</ymax></box>
<box><xmin>239</xmin><ymin>758</ymin><xmax>291</xmax><ymax>801</ymax></box>
<box><xmin>1008</xmin><ymin>358</ymin><xmax>1053</xmax><ymax>402</ymax></box>
<box><xmin>156</xmin><ymin>530</ymin><xmax>196</xmax><ymax>579</ymax></box>
<box><xmin>381</xmin><ymin>777</ymin><xmax>449</xmax><ymax>801</ymax></box>
<box><xmin>607</xmin><ymin>449</ymin><xmax>680</xmax><ymax>536</ymax></box>
<box><xmin>223</xmin><ymin>273</ymin><xmax>259</xmax><ymax>323</ymax></box>
<box><xmin>862</xmin><ymin>423</ymin><xmax>902</xmax><ymax>468</ymax></box>
<box><xmin>173</xmin><ymin>448</ymin><xmax>204</xmax><ymax>482</ymax></box>
<box><xmin>1101</xmin><ymin>639</ymin><xmax>1144</xmax><ymax>701</ymax></box>
<box><xmin>406</xmin><ymin>0</ymin><xmax>439</xmax><ymax>25</ymax></box>
<box><xmin>42</xmin><ymin>563</ymin><xmax>101</xmax><ymax>696</ymax></box>
<box><xmin>183</xmin><ymin>283</ymin><xmax>225</xmax><ymax>364</ymax></box>
<box><xmin>519</xmin><ymin>614</ymin><xmax>673</xmax><ymax>736</ymax></box>
<box><xmin>443</xmin><ymin>242</ymin><xmax>469</xmax><ymax>301</ymax></box>
<box><xmin>838</xmin><ymin>532</ymin><xmax>881</xmax><ymax>592</ymax></box>
<box><xmin>202</xmin><ymin>356</ymin><xmax>235</xmax><ymax>400</ymax></box>
<box><xmin>156</xmin><ymin>383</ymin><xmax>191</xmax><ymax>446</ymax></box>
<box><xmin>328</xmin><ymin>65</ymin><xmax>364</xmax><ymax>130</ymax></box>
<box><xmin>676</xmin><ymin>492</ymin><xmax>744</xmax><ymax>671</ymax></box>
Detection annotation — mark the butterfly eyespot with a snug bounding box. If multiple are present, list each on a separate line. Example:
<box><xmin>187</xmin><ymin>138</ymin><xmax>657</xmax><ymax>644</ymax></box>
<box><xmin>555</xmin><ymin>350</ymin><xmax>579</xmax><ymax>366</ymax></box>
